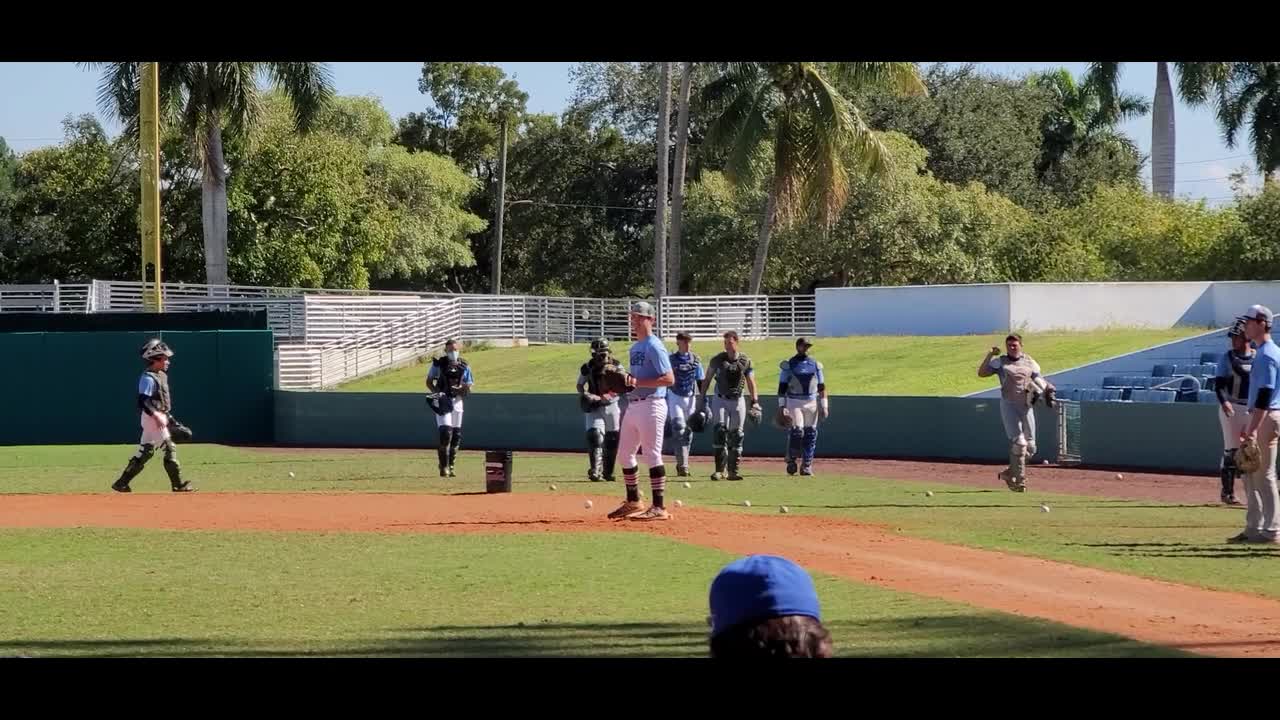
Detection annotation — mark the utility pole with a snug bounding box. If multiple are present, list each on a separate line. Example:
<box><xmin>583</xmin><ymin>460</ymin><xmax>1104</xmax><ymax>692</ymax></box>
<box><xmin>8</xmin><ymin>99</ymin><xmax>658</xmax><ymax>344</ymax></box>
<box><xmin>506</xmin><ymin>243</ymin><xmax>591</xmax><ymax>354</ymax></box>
<box><xmin>654</xmin><ymin>62</ymin><xmax>671</xmax><ymax>308</ymax></box>
<box><xmin>492</xmin><ymin>117</ymin><xmax>508</xmax><ymax>295</ymax></box>
<box><xmin>140</xmin><ymin>61</ymin><xmax>163</xmax><ymax>311</ymax></box>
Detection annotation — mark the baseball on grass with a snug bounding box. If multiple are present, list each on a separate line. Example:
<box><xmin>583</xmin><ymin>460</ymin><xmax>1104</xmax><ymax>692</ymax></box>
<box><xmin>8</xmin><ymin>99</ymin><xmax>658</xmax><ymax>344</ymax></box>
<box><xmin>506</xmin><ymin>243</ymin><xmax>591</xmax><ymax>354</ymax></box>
<box><xmin>743</xmin><ymin>500</ymin><xmax>752</xmax><ymax>507</ymax></box>
<box><xmin>780</xmin><ymin>506</ymin><xmax>790</xmax><ymax>514</ymax></box>
<box><xmin>1040</xmin><ymin>504</ymin><xmax>1051</xmax><ymax>513</ymax></box>
<box><xmin>683</xmin><ymin>481</ymin><xmax>691</xmax><ymax>489</ymax></box>
<box><xmin>584</xmin><ymin>500</ymin><xmax>593</xmax><ymax>509</ymax></box>
<box><xmin>925</xmin><ymin>491</ymin><xmax>934</xmax><ymax>497</ymax></box>
<box><xmin>549</xmin><ymin>484</ymin><xmax>557</xmax><ymax>491</ymax></box>
<box><xmin>288</xmin><ymin>471</ymin><xmax>295</xmax><ymax>478</ymax></box>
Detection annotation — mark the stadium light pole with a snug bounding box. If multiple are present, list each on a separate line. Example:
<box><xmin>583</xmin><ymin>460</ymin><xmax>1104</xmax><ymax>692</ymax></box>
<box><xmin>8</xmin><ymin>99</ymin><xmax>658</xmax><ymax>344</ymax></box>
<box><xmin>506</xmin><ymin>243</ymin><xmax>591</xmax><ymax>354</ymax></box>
<box><xmin>139</xmin><ymin>61</ymin><xmax>163</xmax><ymax>311</ymax></box>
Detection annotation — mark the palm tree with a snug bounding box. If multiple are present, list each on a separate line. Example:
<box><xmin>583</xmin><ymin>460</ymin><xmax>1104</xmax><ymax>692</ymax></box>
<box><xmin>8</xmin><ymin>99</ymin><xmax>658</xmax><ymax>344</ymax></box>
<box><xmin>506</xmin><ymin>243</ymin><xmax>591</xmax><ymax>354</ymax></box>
<box><xmin>1212</xmin><ymin>63</ymin><xmax>1280</xmax><ymax>184</ymax></box>
<box><xmin>1086</xmin><ymin>62</ymin><xmax>1228</xmax><ymax>197</ymax></box>
<box><xmin>1031</xmin><ymin>69</ymin><xmax>1149</xmax><ymax>179</ymax></box>
<box><xmin>702</xmin><ymin>63</ymin><xmax>925</xmax><ymax>295</ymax></box>
<box><xmin>85</xmin><ymin>62</ymin><xmax>334</xmax><ymax>286</ymax></box>
<box><xmin>667</xmin><ymin>62</ymin><xmax>694</xmax><ymax>295</ymax></box>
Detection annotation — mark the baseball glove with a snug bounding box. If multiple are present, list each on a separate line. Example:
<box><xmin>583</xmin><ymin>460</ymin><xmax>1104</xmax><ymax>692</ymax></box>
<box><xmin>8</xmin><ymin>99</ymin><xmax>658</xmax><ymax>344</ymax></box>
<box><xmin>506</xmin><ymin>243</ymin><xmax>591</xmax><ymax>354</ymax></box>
<box><xmin>599</xmin><ymin>365</ymin><xmax>633</xmax><ymax>395</ymax></box>
<box><xmin>774</xmin><ymin>405</ymin><xmax>793</xmax><ymax>429</ymax></box>
<box><xmin>426</xmin><ymin>392</ymin><xmax>453</xmax><ymax>416</ymax></box>
<box><xmin>451</xmin><ymin>384</ymin><xmax>470</xmax><ymax>399</ymax></box>
<box><xmin>1238</xmin><ymin>437</ymin><xmax>1263</xmax><ymax>473</ymax></box>
<box><xmin>746</xmin><ymin>403</ymin><xmax>763</xmax><ymax>427</ymax></box>
<box><xmin>168</xmin><ymin>417</ymin><xmax>193</xmax><ymax>443</ymax></box>
<box><xmin>1043</xmin><ymin>386</ymin><xmax>1057</xmax><ymax>408</ymax></box>
<box><xmin>688</xmin><ymin>407</ymin><xmax>710</xmax><ymax>434</ymax></box>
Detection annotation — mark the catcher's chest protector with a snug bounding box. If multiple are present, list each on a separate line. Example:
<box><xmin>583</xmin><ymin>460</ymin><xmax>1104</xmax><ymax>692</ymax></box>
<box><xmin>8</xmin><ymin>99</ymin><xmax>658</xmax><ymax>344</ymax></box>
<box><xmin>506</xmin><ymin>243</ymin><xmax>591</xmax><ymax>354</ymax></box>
<box><xmin>998</xmin><ymin>356</ymin><xmax>1038</xmax><ymax>405</ymax></box>
<box><xmin>784</xmin><ymin>355</ymin><xmax>820</xmax><ymax>396</ymax></box>
<box><xmin>142</xmin><ymin>370</ymin><xmax>172</xmax><ymax>412</ymax></box>
<box><xmin>437</xmin><ymin>358</ymin><xmax>467</xmax><ymax>392</ymax></box>
<box><xmin>714</xmin><ymin>353</ymin><xmax>751</xmax><ymax>397</ymax></box>
<box><xmin>581</xmin><ymin>359</ymin><xmax>610</xmax><ymax>396</ymax></box>
<box><xmin>672</xmin><ymin>353</ymin><xmax>701</xmax><ymax>395</ymax></box>
<box><xmin>1226</xmin><ymin>351</ymin><xmax>1254</xmax><ymax>400</ymax></box>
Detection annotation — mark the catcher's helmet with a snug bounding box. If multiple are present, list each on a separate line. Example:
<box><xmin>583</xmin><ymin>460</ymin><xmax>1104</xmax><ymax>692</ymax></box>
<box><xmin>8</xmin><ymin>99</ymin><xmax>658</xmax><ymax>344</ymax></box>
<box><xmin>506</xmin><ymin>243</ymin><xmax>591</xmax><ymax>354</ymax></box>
<box><xmin>141</xmin><ymin>338</ymin><xmax>174</xmax><ymax>361</ymax></box>
<box><xmin>1228</xmin><ymin>320</ymin><xmax>1247</xmax><ymax>338</ymax></box>
<box><xmin>688</xmin><ymin>407</ymin><xmax>710</xmax><ymax>433</ymax></box>
<box><xmin>590</xmin><ymin>338</ymin><xmax>610</xmax><ymax>355</ymax></box>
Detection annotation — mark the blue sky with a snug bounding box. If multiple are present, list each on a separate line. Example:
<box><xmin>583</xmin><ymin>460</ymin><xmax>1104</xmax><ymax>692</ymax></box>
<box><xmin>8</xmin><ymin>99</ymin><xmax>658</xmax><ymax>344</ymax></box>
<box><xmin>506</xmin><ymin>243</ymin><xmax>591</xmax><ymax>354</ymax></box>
<box><xmin>0</xmin><ymin>61</ymin><xmax>1257</xmax><ymax>204</ymax></box>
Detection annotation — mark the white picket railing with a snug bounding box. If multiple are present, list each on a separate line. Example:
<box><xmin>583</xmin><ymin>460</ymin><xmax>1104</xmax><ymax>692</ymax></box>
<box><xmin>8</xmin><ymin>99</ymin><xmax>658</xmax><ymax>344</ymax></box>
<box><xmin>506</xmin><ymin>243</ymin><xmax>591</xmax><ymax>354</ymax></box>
<box><xmin>276</xmin><ymin>297</ymin><xmax>462</xmax><ymax>389</ymax></box>
<box><xmin>658</xmin><ymin>295</ymin><xmax>815</xmax><ymax>340</ymax></box>
<box><xmin>0</xmin><ymin>282</ymin><xmax>94</xmax><ymax>313</ymax></box>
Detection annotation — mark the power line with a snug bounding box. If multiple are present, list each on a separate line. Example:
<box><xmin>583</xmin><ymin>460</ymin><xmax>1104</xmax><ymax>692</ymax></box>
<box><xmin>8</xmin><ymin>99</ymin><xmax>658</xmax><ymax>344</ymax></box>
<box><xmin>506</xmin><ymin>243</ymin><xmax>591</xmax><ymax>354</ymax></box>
<box><xmin>1175</xmin><ymin>154</ymin><xmax>1251</xmax><ymax>166</ymax></box>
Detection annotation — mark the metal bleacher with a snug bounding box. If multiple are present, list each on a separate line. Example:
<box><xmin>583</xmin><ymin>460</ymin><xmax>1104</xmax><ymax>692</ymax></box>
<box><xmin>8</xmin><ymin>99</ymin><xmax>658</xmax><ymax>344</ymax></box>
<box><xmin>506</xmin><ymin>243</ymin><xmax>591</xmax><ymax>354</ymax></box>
<box><xmin>1082</xmin><ymin>358</ymin><xmax>1224</xmax><ymax>404</ymax></box>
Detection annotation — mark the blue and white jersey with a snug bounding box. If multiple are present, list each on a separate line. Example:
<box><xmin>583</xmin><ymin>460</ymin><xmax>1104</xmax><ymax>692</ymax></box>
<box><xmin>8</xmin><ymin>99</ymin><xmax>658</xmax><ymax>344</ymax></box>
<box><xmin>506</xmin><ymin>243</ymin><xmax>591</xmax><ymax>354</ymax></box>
<box><xmin>669</xmin><ymin>351</ymin><xmax>704</xmax><ymax>397</ymax></box>
<box><xmin>628</xmin><ymin>335</ymin><xmax>672</xmax><ymax>400</ymax></box>
<box><xmin>779</xmin><ymin>354</ymin><xmax>825</xmax><ymax>400</ymax></box>
<box><xmin>1248</xmin><ymin>340</ymin><xmax>1280</xmax><ymax>410</ymax></box>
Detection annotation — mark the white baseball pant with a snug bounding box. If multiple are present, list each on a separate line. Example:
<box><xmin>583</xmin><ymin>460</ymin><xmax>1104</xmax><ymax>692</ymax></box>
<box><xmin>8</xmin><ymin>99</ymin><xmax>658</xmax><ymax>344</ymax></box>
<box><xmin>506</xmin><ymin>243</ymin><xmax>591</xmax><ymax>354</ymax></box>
<box><xmin>435</xmin><ymin>399</ymin><xmax>464</xmax><ymax>429</ymax></box>
<box><xmin>1219</xmin><ymin>402</ymin><xmax>1249</xmax><ymax>451</ymax></box>
<box><xmin>783</xmin><ymin>398</ymin><xmax>819</xmax><ymax>429</ymax></box>
<box><xmin>618</xmin><ymin>395</ymin><xmax>667</xmax><ymax>469</ymax></box>
<box><xmin>140</xmin><ymin>412</ymin><xmax>171</xmax><ymax>446</ymax></box>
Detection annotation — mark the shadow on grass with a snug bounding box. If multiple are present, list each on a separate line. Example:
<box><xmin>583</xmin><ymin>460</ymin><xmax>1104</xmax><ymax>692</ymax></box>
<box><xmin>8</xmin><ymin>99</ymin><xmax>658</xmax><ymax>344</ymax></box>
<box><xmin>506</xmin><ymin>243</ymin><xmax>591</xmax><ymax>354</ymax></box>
<box><xmin>1065</xmin><ymin>541</ymin><xmax>1280</xmax><ymax>559</ymax></box>
<box><xmin>0</xmin><ymin>615</ymin><xmax>1186</xmax><ymax>658</ymax></box>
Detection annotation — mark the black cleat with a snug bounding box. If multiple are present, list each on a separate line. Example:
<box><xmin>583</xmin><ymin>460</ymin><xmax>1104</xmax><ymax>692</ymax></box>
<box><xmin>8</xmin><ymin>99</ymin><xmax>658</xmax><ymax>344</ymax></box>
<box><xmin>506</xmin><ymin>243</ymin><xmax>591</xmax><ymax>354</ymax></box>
<box><xmin>171</xmin><ymin>482</ymin><xmax>195</xmax><ymax>493</ymax></box>
<box><xmin>799</xmin><ymin>465</ymin><xmax>813</xmax><ymax>477</ymax></box>
<box><xmin>111</xmin><ymin>481</ymin><xmax>131</xmax><ymax>493</ymax></box>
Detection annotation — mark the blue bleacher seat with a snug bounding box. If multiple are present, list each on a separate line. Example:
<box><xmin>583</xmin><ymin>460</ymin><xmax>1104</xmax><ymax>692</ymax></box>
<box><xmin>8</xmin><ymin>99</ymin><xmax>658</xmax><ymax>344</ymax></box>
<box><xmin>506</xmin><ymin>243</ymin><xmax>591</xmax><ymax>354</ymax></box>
<box><xmin>1102</xmin><ymin>375</ymin><xmax>1123</xmax><ymax>388</ymax></box>
<box><xmin>1153</xmin><ymin>364</ymin><xmax>1175</xmax><ymax>377</ymax></box>
<box><xmin>1151</xmin><ymin>390</ymin><xmax>1177</xmax><ymax>403</ymax></box>
<box><xmin>1129</xmin><ymin>389</ymin><xmax>1148</xmax><ymax>402</ymax></box>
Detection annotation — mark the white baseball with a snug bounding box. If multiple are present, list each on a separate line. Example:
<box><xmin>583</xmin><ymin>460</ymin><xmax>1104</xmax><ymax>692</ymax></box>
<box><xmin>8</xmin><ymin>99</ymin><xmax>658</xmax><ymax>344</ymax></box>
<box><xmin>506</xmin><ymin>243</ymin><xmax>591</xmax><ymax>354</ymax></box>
<box><xmin>675</xmin><ymin>500</ymin><xmax>684</xmax><ymax>508</ymax></box>
<box><xmin>550</xmin><ymin>484</ymin><xmax>557</xmax><ymax>491</ymax></box>
<box><xmin>743</xmin><ymin>500</ymin><xmax>752</xmax><ymax>507</ymax></box>
<box><xmin>1040</xmin><ymin>504</ymin><xmax>1051</xmax><ymax>513</ymax></box>
<box><xmin>1115</xmin><ymin>473</ymin><xmax>1124</xmax><ymax>481</ymax></box>
<box><xmin>288</xmin><ymin>471</ymin><xmax>295</xmax><ymax>478</ymax></box>
<box><xmin>925</xmin><ymin>491</ymin><xmax>934</xmax><ymax>497</ymax></box>
<box><xmin>584</xmin><ymin>500</ymin><xmax>593</xmax><ymax>509</ymax></box>
<box><xmin>780</xmin><ymin>506</ymin><xmax>789</xmax><ymax>514</ymax></box>
<box><xmin>683</xmin><ymin>482</ymin><xmax>691</xmax><ymax>489</ymax></box>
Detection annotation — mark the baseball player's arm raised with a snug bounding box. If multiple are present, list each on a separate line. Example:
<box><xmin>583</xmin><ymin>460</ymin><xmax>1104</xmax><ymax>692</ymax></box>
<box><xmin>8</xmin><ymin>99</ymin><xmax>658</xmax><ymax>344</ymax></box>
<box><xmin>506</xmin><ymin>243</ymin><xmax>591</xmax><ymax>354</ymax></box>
<box><xmin>977</xmin><ymin>346</ymin><xmax>1000</xmax><ymax>378</ymax></box>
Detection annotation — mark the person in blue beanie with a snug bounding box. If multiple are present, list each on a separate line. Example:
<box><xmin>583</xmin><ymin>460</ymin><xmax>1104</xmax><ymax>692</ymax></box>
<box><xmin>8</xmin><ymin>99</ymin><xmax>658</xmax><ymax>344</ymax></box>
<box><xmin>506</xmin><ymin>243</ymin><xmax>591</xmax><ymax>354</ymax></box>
<box><xmin>707</xmin><ymin>554</ymin><xmax>833</xmax><ymax>658</ymax></box>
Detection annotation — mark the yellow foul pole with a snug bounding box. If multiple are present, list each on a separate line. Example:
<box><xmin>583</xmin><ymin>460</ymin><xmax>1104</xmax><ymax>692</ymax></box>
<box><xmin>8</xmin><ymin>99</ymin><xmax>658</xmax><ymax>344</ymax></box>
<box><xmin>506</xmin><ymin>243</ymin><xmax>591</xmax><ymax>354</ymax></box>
<box><xmin>139</xmin><ymin>62</ymin><xmax>163</xmax><ymax>311</ymax></box>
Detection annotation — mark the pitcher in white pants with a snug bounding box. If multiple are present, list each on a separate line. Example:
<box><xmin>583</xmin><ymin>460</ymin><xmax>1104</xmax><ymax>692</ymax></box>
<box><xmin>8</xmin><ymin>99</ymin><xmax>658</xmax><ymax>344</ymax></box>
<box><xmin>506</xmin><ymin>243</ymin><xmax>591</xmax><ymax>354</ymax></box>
<box><xmin>1233</xmin><ymin>305</ymin><xmax>1280</xmax><ymax>544</ymax></box>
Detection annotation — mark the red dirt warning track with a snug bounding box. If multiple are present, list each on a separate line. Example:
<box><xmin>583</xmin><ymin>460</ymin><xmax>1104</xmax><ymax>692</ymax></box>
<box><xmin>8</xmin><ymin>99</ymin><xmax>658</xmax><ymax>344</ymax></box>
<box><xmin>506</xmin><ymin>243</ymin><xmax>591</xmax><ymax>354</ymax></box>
<box><xmin>3</xmin><ymin>491</ymin><xmax>1278</xmax><ymax>658</ymax></box>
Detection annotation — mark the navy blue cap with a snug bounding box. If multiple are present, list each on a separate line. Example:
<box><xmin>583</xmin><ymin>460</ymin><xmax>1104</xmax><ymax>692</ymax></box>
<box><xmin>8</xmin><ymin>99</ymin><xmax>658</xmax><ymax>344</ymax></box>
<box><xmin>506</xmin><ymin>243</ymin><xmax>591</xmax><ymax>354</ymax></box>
<box><xmin>708</xmin><ymin>555</ymin><xmax>821</xmax><ymax>638</ymax></box>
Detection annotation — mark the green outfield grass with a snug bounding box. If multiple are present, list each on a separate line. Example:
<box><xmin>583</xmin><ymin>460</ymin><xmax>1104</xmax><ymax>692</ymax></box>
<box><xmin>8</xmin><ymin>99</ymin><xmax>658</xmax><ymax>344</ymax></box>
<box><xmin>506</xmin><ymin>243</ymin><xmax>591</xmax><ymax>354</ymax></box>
<box><xmin>3</xmin><ymin>445</ymin><xmax>1275</xmax><ymax>601</ymax></box>
<box><xmin>336</xmin><ymin>328</ymin><xmax>1208</xmax><ymax>395</ymax></box>
<box><xmin>0</xmin><ymin>529</ymin><xmax>1184</xmax><ymax>657</ymax></box>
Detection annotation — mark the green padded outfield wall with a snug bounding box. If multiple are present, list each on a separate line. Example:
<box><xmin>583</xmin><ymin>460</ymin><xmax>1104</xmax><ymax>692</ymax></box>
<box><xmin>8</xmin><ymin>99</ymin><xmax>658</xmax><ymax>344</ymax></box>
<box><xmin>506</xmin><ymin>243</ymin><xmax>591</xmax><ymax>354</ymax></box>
<box><xmin>275</xmin><ymin>391</ymin><xmax>1060</xmax><ymax>465</ymax></box>
<box><xmin>1078</xmin><ymin>401</ymin><xmax>1220</xmax><ymax>474</ymax></box>
<box><xmin>0</xmin><ymin>330</ymin><xmax>274</xmax><ymax>445</ymax></box>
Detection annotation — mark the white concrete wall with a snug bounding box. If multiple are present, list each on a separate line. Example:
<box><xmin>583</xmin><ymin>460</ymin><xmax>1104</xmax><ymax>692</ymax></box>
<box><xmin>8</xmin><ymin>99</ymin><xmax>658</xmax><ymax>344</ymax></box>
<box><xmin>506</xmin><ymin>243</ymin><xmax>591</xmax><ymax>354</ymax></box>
<box><xmin>1007</xmin><ymin>282</ymin><xmax>1214</xmax><ymax>331</ymax></box>
<box><xmin>816</xmin><ymin>284</ymin><xmax>1010</xmax><ymax>336</ymax></box>
<box><xmin>818</xmin><ymin>281</ymin><xmax>1280</xmax><ymax>337</ymax></box>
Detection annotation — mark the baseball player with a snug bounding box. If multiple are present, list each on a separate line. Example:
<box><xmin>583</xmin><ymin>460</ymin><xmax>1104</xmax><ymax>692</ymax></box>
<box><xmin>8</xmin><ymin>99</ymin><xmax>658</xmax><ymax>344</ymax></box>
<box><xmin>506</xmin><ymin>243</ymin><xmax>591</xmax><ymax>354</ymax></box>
<box><xmin>1214</xmin><ymin>320</ymin><xmax>1254</xmax><ymax>506</ymax></box>
<box><xmin>699</xmin><ymin>330</ymin><xmax>761</xmax><ymax>481</ymax></box>
<box><xmin>427</xmin><ymin>338</ymin><xmax>474</xmax><ymax>478</ymax></box>
<box><xmin>977</xmin><ymin>333</ymin><xmax>1055</xmax><ymax>492</ymax></box>
<box><xmin>606</xmin><ymin>301</ymin><xmax>675</xmax><ymax>521</ymax></box>
<box><xmin>111</xmin><ymin>338</ymin><xmax>194</xmax><ymax>493</ymax></box>
<box><xmin>1233</xmin><ymin>305</ymin><xmax>1280</xmax><ymax>544</ymax></box>
<box><xmin>578</xmin><ymin>338</ymin><xmax>622</xmax><ymax>482</ymax></box>
<box><xmin>778</xmin><ymin>337</ymin><xmax>828</xmax><ymax>476</ymax></box>
<box><xmin>667</xmin><ymin>331</ymin><xmax>705</xmax><ymax>477</ymax></box>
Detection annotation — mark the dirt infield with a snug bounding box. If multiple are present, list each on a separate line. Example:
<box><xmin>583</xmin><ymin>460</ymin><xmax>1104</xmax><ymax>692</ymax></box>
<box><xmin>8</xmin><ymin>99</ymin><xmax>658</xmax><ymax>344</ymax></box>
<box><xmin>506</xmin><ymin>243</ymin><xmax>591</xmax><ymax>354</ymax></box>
<box><xmin>3</xmin><ymin>491</ymin><xmax>1278</xmax><ymax>658</ymax></box>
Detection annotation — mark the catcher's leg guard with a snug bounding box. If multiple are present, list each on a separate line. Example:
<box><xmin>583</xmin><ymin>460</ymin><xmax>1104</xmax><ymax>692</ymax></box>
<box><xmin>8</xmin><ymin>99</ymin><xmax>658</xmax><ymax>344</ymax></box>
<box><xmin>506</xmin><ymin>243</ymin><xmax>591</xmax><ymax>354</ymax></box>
<box><xmin>802</xmin><ymin>426</ymin><xmax>818</xmax><ymax>467</ymax></box>
<box><xmin>437</xmin><ymin>427</ymin><xmax>453</xmax><ymax>473</ymax></box>
<box><xmin>586</xmin><ymin>429</ymin><xmax>604</xmax><ymax>481</ymax></box>
<box><xmin>113</xmin><ymin>444</ymin><xmax>155</xmax><ymax>491</ymax></box>
<box><xmin>603</xmin><ymin>431</ymin><xmax>620</xmax><ymax>481</ymax></box>
<box><xmin>727</xmin><ymin>429</ymin><xmax>745</xmax><ymax>479</ymax></box>
<box><xmin>448</xmin><ymin>428</ymin><xmax>462</xmax><ymax>473</ymax></box>
<box><xmin>788</xmin><ymin>428</ymin><xmax>804</xmax><ymax>468</ymax></box>
<box><xmin>161</xmin><ymin>441</ymin><xmax>191</xmax><ymax>492</ymax></box>
<box><xmin>672</xmin><ymin>419</ymin><xmax>690</xmax><ymax>472</ymax></box>
<box><xmin>1006</xmin><ymin>439</ymin><xmax>1028</xmax><ymax>490</ymax></box>
<box><xmin>712</xmin><ymin>425</ymin><xmax>728</xmax><ymax>476</ymax></box>
<box><xmin>1222</xmin><ymin>449</ymin><xmax>1239</xmax><ymax>499</ymax></box>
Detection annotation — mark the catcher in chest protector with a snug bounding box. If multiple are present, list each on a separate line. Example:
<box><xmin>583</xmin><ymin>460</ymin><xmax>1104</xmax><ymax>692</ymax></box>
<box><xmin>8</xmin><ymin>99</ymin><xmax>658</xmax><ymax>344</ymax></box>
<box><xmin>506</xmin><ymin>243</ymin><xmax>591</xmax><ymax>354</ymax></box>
<box><xmin>666</xmin><ymin>331</ymin><xmax>706</xmax><ymax>477</ymax></box>
<box><xmin>578</xmin><ymin>338</ymin><xmax>625</xmax><ymax>482</ymax></box>
<box><xmin>778</xmin><ymin>337</ymin><xmax>828</xmax><ymax>477</ymax></box>
<box><xmin>605</xmin><ymin>302</ymin><xmax>675</xmax><ymax>522</ymax></box>
<box><xmin>698</xmin><ymin>330</ymin><xmax>762</xmax><ymax>482</ymax></box>
<box><xmin>427</xmin><ymin>338</ymin><xmax>474</xmax><ymax>478</ymax></box>
<box><xmin>977</xmin><ymin>333</ymin><xmax>1056</xmax><ymax>493</ymax></box>
<box><xmin>111</xmin><ymin>338</ymin><xmax>194</xmax><ymax>493</ymax></box>
<box><xmin>1213</xmin><ymin>320</ymin><xmax>1254</xmax><ymax>505</ymax></box>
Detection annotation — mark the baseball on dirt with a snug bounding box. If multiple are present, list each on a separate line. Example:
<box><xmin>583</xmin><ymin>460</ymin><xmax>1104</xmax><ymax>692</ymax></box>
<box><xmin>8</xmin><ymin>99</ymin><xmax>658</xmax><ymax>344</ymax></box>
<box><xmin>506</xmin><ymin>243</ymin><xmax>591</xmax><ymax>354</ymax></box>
<box><xmin>743</xmin><ymin>500</ymin><xmax>752</xmax><ymax>507</ymax></box>
<box><xmin>1042</xmin><ymin>459</ymin><xmax>1050</xmax><ymax>465</ymax></box>
<box><xmin>584</xmin><ymin>500</ymin><xmax>593</xmax><ymax>509</ymax></box>
<box><xmin>1115</xmin><ymin>473</ymin><xmax>1124</xmax><ymax>480</ymax></box>
<box><xmin>675</xmin><ymin>500</ymin><xmax>684</xmax><ymax>508</ymax></box>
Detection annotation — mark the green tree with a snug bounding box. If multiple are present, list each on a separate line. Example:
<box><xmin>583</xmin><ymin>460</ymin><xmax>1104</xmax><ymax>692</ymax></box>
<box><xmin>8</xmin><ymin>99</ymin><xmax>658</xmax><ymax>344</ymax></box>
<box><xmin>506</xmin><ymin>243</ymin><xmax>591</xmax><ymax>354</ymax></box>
<box><xmin>0</xmin><ymin>136</ymin><xmax>16</xmax><ymax>197</ymax></box>
<box><xmin>1209</xmin><ymin>183</ymin><xmax>1280</xmax><ymax>277</ymax></box>
<box><xmin>702</xmin><ymin>62</ymin><xmax>926</xmax><ymax>294</ymax></box>
<box><xmin>397</xmin><ymin>62</ymin><xmax>527</xmax><ymax>174</ymax></box>
<box><xmin>85</xmin><ymin>62</ymin><xmax>335</xmax><ymax>285</ymax></box>
<box><xmin>1211</xmin><ymin>63</ymin><xmax>1280</xmax><ymax>184</ymax></box>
